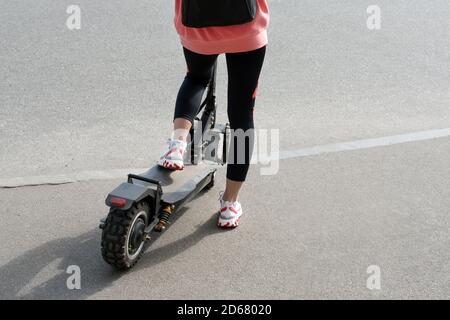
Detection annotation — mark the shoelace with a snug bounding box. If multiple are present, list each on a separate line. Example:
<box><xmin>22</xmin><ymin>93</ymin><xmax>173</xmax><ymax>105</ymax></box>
<box><xmin>166</xmin><ymin>139</ymin><xmax>186</xmax><ymax>155</ymax></box>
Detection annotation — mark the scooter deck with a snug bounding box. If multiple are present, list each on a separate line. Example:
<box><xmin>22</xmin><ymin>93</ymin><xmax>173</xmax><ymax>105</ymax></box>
<box><xmin>132</xmin><ymin>160</ymin><xmax>220</xmax><ymax>205</ymax></box>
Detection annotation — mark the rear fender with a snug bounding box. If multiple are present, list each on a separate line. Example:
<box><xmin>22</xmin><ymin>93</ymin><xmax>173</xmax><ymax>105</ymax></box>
<box><xmin>105</xmin><ymin>182</ymin><xmax>157</xmax><ymax>211</ymax></box>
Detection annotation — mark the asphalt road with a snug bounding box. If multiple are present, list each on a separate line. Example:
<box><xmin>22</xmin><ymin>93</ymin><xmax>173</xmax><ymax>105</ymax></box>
<box><xmin>1</xmin><ymin>0</ymin><xmax>449</xmax><ymax>299</ymax></box>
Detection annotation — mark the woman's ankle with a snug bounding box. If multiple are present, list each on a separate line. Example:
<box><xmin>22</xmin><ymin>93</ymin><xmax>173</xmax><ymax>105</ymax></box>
<box><xmin>173</xmin><ymin>119</ymin><xmax>192</xmax><ymax>142</ymax></box>
<box><xmin>222</xmin><ymin>192</ymin><xmax>238</xmax><ymax>202</ymax></box>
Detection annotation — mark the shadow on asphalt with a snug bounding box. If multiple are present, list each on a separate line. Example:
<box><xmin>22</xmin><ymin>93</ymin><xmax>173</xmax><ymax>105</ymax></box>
<box><xmin>0</xmin><ymin>190</ymin><xmax>227</xmax><ymax>299</ymax></box>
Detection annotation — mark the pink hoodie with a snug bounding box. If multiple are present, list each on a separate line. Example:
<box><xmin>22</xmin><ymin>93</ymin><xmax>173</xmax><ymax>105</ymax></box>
<box><xmin>174</xmin><ymin>0</ymin><xmax>270</xmax><ymax>55</ymax></box>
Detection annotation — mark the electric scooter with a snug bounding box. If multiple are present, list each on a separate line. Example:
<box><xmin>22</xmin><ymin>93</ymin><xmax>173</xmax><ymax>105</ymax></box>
<box><xmin>99</xmin><ymin>62</ymin><xmax>230</xmax><ymax>270</ymax></box>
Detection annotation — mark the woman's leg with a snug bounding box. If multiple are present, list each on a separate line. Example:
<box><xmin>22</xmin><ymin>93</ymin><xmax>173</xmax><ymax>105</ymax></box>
<box><xmin>173</xmin><ymin>47</ymin><xmax>219</xmax><ymax>141</ymax></box>
<box><xmin>223</xmin><ymin>46</ymin><xmax>266</xmax><ymax>202</ymax></box>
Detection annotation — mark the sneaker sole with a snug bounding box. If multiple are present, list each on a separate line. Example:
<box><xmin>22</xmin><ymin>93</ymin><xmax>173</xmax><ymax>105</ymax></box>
<box><xmin>157</xmin><ymin>159</ymin><xmax>184</xmax><ymax>171</ymax></box>
<box><xmin>217</xmin><ymin>216</ymin><xmax>241</xmax><ymax>228</ymax></box>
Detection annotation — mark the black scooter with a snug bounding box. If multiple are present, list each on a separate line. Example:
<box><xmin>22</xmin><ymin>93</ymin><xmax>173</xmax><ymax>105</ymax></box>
<box><xmin>99</xmin><ymin>62</ymin><xmax>230</xmax><ymax>270</ymax></box>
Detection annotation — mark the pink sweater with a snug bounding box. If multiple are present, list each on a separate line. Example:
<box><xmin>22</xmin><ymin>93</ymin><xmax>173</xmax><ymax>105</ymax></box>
<box><xmin>174</xmin><ymin>0</ymin><xmax>270</xmax><ymax>54</ymax></box>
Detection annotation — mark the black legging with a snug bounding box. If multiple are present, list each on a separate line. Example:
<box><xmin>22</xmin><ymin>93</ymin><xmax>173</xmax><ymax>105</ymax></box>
<box><xmin>174</xmin><ymin>46</ymin><xmax>266</xmax><ymax>182</ymax></box>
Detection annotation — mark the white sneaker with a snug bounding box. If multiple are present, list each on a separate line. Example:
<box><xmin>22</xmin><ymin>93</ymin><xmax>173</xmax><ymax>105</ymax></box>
<box><xmin>217</xmin><ymin>191</ymin><xmax>243</xmax><ymax>228</ymax></box>
<box><xmin>157</xmin><ymin>138</ymin><xmax>187</xmax><ymax>170</ymax></box>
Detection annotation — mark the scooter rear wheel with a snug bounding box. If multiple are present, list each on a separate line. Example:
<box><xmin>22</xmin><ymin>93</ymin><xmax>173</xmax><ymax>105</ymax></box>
<box><xmin>101</xmin><ymin>201</ymin><xmax>150</xmax><ymax>270</ymax></box>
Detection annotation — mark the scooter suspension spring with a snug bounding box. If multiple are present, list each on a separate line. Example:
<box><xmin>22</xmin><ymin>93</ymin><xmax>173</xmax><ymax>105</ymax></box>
<box><xmin>154</xmin><ymin>204</ymin><xmax>173</xmax><ymax>232</ymax></box>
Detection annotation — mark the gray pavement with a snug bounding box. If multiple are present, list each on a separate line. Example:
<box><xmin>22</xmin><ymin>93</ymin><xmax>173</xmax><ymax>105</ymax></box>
<box><xmin>1</xmin><ymin>0</ymin><xmax>449</xmax><ymax>299</ymax></box>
